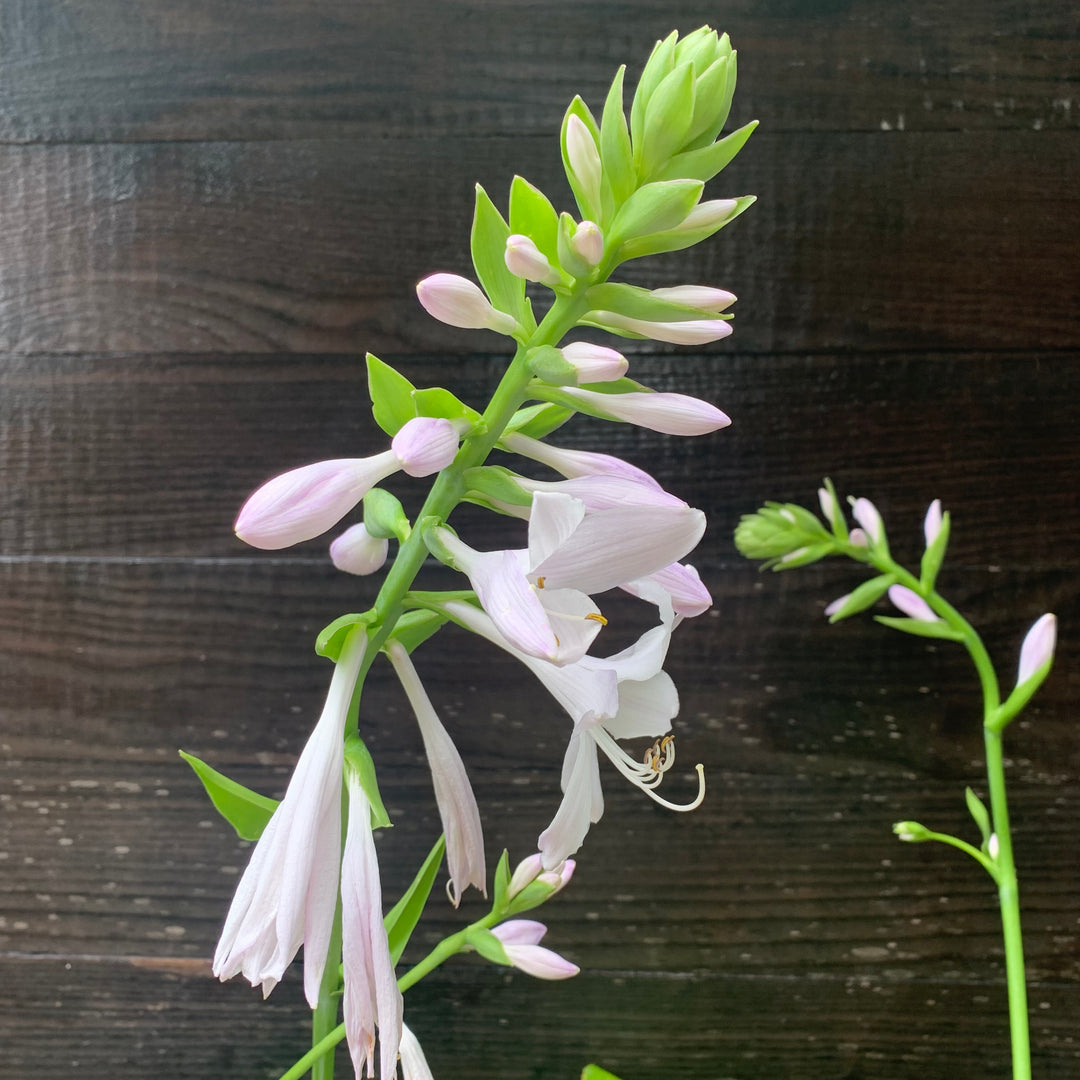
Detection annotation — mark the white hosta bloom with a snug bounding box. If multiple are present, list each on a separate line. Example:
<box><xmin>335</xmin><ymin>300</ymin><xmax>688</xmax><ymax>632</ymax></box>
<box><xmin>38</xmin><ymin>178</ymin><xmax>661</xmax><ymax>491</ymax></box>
<box><xmin>888</xmin><ymin>584</ymin><xmax>940</xmax><ymax>623</ymax></box>
<box><xmin>431</xmin><ymin>492</ymin><xmax>705</xmax><ymax>665</ymax></box>
<box><xmin>213</xmin><ymin>630</ymin><xmax>366</xmax><ymax>1007</ymax></box>
<box><xmin>500</xmin><ymin>431</ymin><xmax>663</xmax><ymax>490</ymax></box>
<box><xmin>491</xmin><ymin>920</ymin><xmax>579</xmax><ymax>980</ymax></box>
<box><xmin>415</xmin><ymin>273</ymin><xmax>519</xmax><ymax>335</ymax></box>
<box><xmin>398</xmin><ymin>1024</ymin><xmax>435</xmax><ymax>1080</ymax></box>
<box><xmin>342</xmin><ymin>761</ymin><xmax>403</xmax><ymax>1080</ymax></box>
<box><xmin>558</xmin><ymin>386</ymin><xmax>731</xmax><ymax>435</ymax></box>
<box><xmin>235</xmin><ymin>418</ymin><xmax>459</xmax><ymax>550</ymax></box>
<box><xmin>386</xmin><ymin>641</ymin><xmax>485</xmax><ymax>906</ymax></box>
<box><xmin>440</xmin><ymin>598</ymin><xmax>704</xmax><ymax>868</ymax></box>
<box><xmin>515</xmin><ymin>474</ymin><xmax>688</xmax><ymax>513</ymax></box>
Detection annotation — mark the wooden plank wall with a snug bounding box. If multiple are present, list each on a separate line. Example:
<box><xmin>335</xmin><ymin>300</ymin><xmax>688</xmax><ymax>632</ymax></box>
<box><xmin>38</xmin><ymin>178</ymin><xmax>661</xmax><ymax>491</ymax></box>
<box><xmin>1</xmin><ymin>2</ymin><xmax>1078</xmax><ymax>1077</ymax></box>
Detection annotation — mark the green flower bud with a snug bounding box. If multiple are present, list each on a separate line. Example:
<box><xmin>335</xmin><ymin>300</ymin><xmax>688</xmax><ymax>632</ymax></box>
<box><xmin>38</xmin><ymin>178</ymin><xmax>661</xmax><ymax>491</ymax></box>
<box><xmin>893</xmin><ymin>821</ymin><xmax>932</xmax><ymax>843</ymax></box>
<box><xmin>362</xmin><ymin>487</ymin><xmax>410</xmax><ymax>541</ymax></box>
<box><xmin>734</xmin><ymin>502</ymin><xmax>833</xmax><ymax>566</ymax></box>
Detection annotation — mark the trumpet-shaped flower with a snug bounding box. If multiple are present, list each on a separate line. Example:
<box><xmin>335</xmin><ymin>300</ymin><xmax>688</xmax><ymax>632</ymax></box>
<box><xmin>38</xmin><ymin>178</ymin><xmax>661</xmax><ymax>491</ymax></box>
<box><xmin>213</xmin><ymin>629</ymin><xmax>366</xmax><ymax>1007</ymax></box>
<box><xmin>491</xmin><ymin>920</ymin><xmax>579</xmax><ymax>980</ymax></box>
<box><xmin>431</xmin><ymin>491</ymin><xmax>705</xmax><ymax>665</ymax></box>
<box><xmin>341</xmin><ymin>758</ymin><xmax>403</xmax><ymax>1080</ymax></box>
<box><xmin>235</xmin><ymin>418</ymin><xmax>459</xmax><ymax>550</ymax></box>
<box><xmin>558</xmin><ymin>386</ymin><xmax>731</xmax><ymax>435</ymax></box>
<box><xmin>385</xmin><ymin>641</ymin><xmax>486</xmax><ymax>906</ymax></box>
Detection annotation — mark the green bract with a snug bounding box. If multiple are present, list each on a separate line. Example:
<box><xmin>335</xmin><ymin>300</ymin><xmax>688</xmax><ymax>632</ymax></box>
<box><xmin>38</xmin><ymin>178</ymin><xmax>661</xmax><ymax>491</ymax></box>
<box><xmin>733</xmin><ymin>502</ymin><xmax>834</xmax><ymax>563</ymax></box>
<box><xmin>179</xmin><ymin>750</ymin><xmax>278</xmax><ymax>841</ymax></box>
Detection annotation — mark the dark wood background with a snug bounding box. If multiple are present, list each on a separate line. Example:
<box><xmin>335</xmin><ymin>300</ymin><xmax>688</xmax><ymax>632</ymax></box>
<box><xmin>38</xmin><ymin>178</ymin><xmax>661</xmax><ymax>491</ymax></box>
<box><xmin>1</xmin><ymin>2</ymin><xmax>1078</xmax><ymax>1078</ymax></box>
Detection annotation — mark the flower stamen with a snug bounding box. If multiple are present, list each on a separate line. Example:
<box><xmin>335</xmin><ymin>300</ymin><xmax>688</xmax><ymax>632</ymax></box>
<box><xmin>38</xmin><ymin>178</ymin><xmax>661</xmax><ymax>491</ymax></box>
<box><xmin>584</xmin><ymin>612</ymin><xmax>608</xmax><ymax>625</ymax></box>
<box><xmin>591</xmin><ymin>729</ymin><xmax>705</xmax><ymax>812</ymax></box>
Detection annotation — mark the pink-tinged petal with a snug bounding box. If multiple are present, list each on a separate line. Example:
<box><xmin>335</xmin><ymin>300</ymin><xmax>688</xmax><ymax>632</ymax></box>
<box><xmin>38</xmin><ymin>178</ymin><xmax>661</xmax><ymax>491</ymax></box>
<box><xmin>527</xmin><ymin>491</ymin><xmax>588</xmax><ymax>568</ymax></box>
<box><xmin>492</xmin><ymin>919</ymin><xmax>548</xmax><ymax>947</ymax></box>
<box><xmin>532</xmin><ymin>504</ymin><xmax>706</xmax><ymax>595</ymax></box>
<box><xmin>213</xmin><ymin>630</ymin><xmax>366</xmax><ymax>1003</ymax></box>
<box><xmin>507</xmin><ymin>853</ymin><xmax>545</xmax><ymax>899</ymax></box>
<box><xmin>560</xmin><ymin>387</ymin><xmax>731</xmax><ymax>436</ymax></box>
<box><xmin>678</xmin><ymin>198</ymin><xmax>738</xmax><ymax>230</ymax></box>
<box><xmin>538</xmin><ymin>858</ymin><xmax>575</xmax><ymax>892</ymax></box>
<box><xmin>500</xmin><ymin>432</ymin><xmax>663</xmax><ymax>489</ymax></box>
<box><xmin>888</xmin><ymin>585</ymin><xmax>939</xmax><ymax>623</ymax></box>
<box><xmin>602</xmin><ymin>671</ymin><xmax>678</xmax><ymax>740</ymax></box>
<box><xmin>341</xmin><ymin>774</ymin><xmax>403</xmax><ymax>1080</ymax></box>
<box><xmin>818</xmin><ymin>487</ymin><xmax>838</xmax><ymax>528</ymax></box>
<box><xmin>503</xmin><ymin>943</ymin><xmax>580</xmax><ymax>980</ymax></box>
<box><xmin>1018</xmin><ymin>613</ymin><xmax>1057</xmax><ymax>684</ymax></box>
<box><xmin>924</xmin><ymin>499</ymin><xmax>944</xmax><ymax>547</ymax></box>
<box><xmin>386</xmin><ymin>643</ymin><xmax>485</xmax><ymax>906</ymax></box>
<box><xmin>851</xmin><ymin>498</ymin><xmax>884</xmax><ymax>545</ymax></box>
<box><xmin>622</xmin><ymin>562</ymin><xmax>712</xmax><ymax>617</ymax></box>
<box><xmin>847</xmin><ymin>528</ymin><xmax>869</xmax><ymax>548</ymax></box>
<box><xmin>391</xmin><ymin>417</ymin><xmax>459</xmax><ymax>478</ymax></box>
<box><xmin>560</xmin><ymin>341</ymin><xmax>628</xmax><ymax>383</ymax></box>
<box><xmin>538</xmin><ymin>731</ymin><xmax>604</xmax><ymax>869</ymax></box>
<box><xmin>824</xmin><ymin>593</ymin><xmax>850</xmax><ymax>617</ymax></box>
<box><xmin>570</xmin><ymin>220</ymin><xmax>604</xmax><ymax>266</ymax></box>
<box><xmin>330</xmin><ymin>524</ymin><xmax>389</xmax><ymax>576</ymax></box>
<box><xmin>650</xmin><ymin>285</ymin><xmax>737</xmax><ymax>312</ymax></box>
<box><xmin>538</xmin><ymin>587</ymin><xmax>606</xmax><ymax>665</ymax></box>
<box><xmin>235</xmin><ymin>454</ymin><xmax>399</xmax><ymax>550</ymax></box>
<box><xmin>416</xmin><ymin>273</ymin><xmax>518</xmax><ymax>334</ymax></box>
<box><xmin>520</xmin><ymin>474</ymin><xmax>687</xmax><ymax>511</ymax></box>
<box><xmin>566</xmin><ymin>115</ymin><xmax>602</xmax><ymax>209</ymax></box>
<box><xmin>505</xmin><ymin>234</ymin><xmax>556</xmax><ymax>283</ymax></box>
<box><xmin>398</xmin><ymin>1025</ymin><xmax>435</xmax><ymax>1080</ymax></box>
<box><xmin>589</xmin><ymin>310</ymin><xmax>733</xmax><ymax>345</ymax></box>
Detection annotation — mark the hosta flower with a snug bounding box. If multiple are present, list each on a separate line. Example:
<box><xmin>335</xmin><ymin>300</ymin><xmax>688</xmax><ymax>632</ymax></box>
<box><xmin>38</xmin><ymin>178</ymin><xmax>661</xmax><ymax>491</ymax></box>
<box><xmin>330</xmin><ymin>523</ymin><xmax>390</xmax><ymax>576</ymax></box>
<box><xmin>621</xmin><ymin>561</ymin><xmax>712</xmax><ymax>617</ymax></box>
<box><xmin>385</xmin><ymin>641</ymin><xmax>486</xmax><ymax>906</ymax></box>
<box><xmin>416</xmin><ymin>273</ymin><xmax>519</xmax><ymax>334</ymax></box>
<box><xmin>430</xmin><ymin>491</ymin><xmax>705</xmax><ymax>665</ymax></box>
<box><xmin>588</xmin><ymin>309</ymin><xmax>732</xmax><ymax>345</ymax></box>
<box><xmin>491</xmin><ymin>920</ymin><xmax>579</xmax><ymax>980</ymax></box>
<box><xmin>557</xmin><ymin>386</ymin><xmax>730</xmax><ymax>435</ymax></box>
<box><xmin>505</xmin><ymin>234</ymin><xmax>560</xmax><ymax>285</ymax></box>
<box><xmin>341</xmin><ymin>756</ymin><xmax>403</xmax><ymax>1080</ymax></box>
<box><xmin>924</xmin><ymin>499</ymin><xmax>944</xmax><ymax>547</ymax></box>
<box><xmin>500</xmin><ymin>431</ymin><xmax>662</xmax><ymax>490</ymax></box>
<box><xmin>1017</xmin><ymin>613</ymin><xmax>1056</xmax><ymax>685</ymax></box>
<box><xmin>650</xmin><ymin>285</ymin><xmax>736</xmax><ymax>313</ymax></box>
<box><xmin>888</xmin><ymin>584</ymin><xmax>939</xmax><ymax>623</ymax></box>
<box><xmin>570</xmin><ymin>220</ymin><xmax>604</xmax><ymax>267</ymax></box>
<box><xmin>507</xmin><ymin>852</ymin><xmax>575</xmax><ymax>900</ymax></box>
<box><xmin>235</xmin><ymin>418</ymin><xmax>459</xmax><ymax>550</ymax></box>
<box><xmin>213</xmin><ymin>629</ymin><xmax>366</xmax><ymax>1007</ymax></box>
<box><xmin>397</xmin><ymin>1024</ymin><xmax>435</xmax><ymax>1080</ymax></box>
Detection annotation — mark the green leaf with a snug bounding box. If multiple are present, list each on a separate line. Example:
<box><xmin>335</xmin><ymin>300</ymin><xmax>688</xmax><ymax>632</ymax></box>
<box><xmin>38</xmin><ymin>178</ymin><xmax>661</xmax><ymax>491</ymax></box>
<box><xmin>582</xmin><ymin>1067</ymin><xmax>624</xmax><ymax>1080</ymax></box>
<box><xmin>965</xmin><ymin>787</ymin><xmax>992</xmax><ymax>847</ymax></box>
<box><xmin>367</xmin><ymin>353</ymin><xmax>417</xmax><ymax>436</ymax></box>
<box><xmin>873</xmin><ymin>615</ymin><xmax>965</xmax><ymax>641</ymax></box>
<box><xmin>179</xmin><ymin>750</ymin><xmax>278</xmax><ymax>841</ymax></box>
<box><xmin>502</xmin><ymin>402</ymin><xmax>574</xmax><ymax>440</ymax></box>
<box><xmin>585</xmin><ymin>281</ymin><xmax>710</xmax><ymax>323</ymax></box>
<box><xmin>653</xmin><ymin>120</ymin><xmax>758</xmax><ymax>183</ymax></box>
<box><xmin>608</xmin><ymin>180</ymin><xmax>703</xmax><ymax>246</ymax></box>
<box><xmin>410</xmin><ymin>386</ymin><xmax>481</xmax><ymax>427</ymax></box>
<box><xmin>463</xmin><ymin>465</ymin><xmax>532</xmax><ymax>507</ymax></box>
<box><xmin>630</xmin><ymin>31</ymin><xmax>677</xmax><ymax>151</ymax></box>
<box><xmin>384</xmin><ymin>835</ymin><xmax>446</xmax><ymax>964</ymax></box>
<box><xmin>471</xmin><ymin>184</ymin><xmax>525</xmax><ymax>321</ymax></box>
<box><xmin>640</xmin><ymin>61</ymin><xmax>696</xmax><ymax>177</ymax></box>
<box><xmin>600</xmin><ymin>65</ymin><xmax>635</xmax><ymax>207</ymax></box>
<box><xmin>491</xmin><ymin>849</ymin><xmax>512</xmax><ymax>914</ymax></box>
<box><xmin>826</xmin><ymin>574</ymin><xmax>896</xmax><ymax>623</ymax></box>
<box><xmin>617</xmin><ymin>193</ymin><xmax>754</xmax><ymax>261</ymax></box>
<box><xmin>386</xmin><ymin>609</ymin><xmax>448</xmax><ymax>655</ymax></box>
<box><xmin>526</xmin><ymin>344</ymin><xmax>577</xmax><ymax>386</ymax></box>
<box><xmin>683</xmin><ymin>55</ymin><xmax>731</xmax><ymax>146</ymax></box>
<box><xmin>344</xmin><ymin>734</ymin><xmax>391</xmax><ymax>829</ymax></box>
<box><xmin>467</xmin><ymin>927</ymin><xmax>511</xmax><ymax>966</ymax></box>
<box><xmin>315</xmin><ymin>612</ymin><xmax>373</xmax><ymax>661</ymax></box>
<box><xmin>509</xmin><ymin>176</ymin><xmax>560</xmax><ymax>266</ymax></box>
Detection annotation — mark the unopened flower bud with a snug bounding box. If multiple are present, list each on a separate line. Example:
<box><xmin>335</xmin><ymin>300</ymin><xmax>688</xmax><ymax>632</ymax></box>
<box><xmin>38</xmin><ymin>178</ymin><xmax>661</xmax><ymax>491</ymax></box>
<box><xmin>330</xmin><ymin>523</ymin><xmax>389</xmax><ymax>576</ymax></box>
<box><xmin>565</xmin><ymin>115</ymin><xmax>602</xmax><ymax>214</ymax></box>
<box><xmin>924</xmin><ymin>499</ymin><xmax>943</xmax><ymax>547</ymax></box>
<box><xmin>851</xmin><ymin>497</ymin><xmax>884</xmax><ymax>546</ymax></box>
<box><xmin>848</xmin><ymin>528</ymin><xmax>869</xmax><ymax>547</ymax></box>
<box><xmin>416</xmin><ymin>273</ymin><xmax>518</xmax><ymax>335</ymax></box>
<box><xmin>676</xmin><ymin>198</ymin><xmax>739</xmax><ymax>232</ymax></box>
<box><xmin>391</xmin><ymin>417</ymin><xmax>459</xmax><ymax>478</ymax></box>
<box><xmin>818</xmin><ymin>486</ymin><xmax>838</xmax><ymax>527</ymax></box>
<box><xmin>1017</xmin><ymin>613</ymin><xmax>1056</xmax><ymax>685</ymax></box>
<box><xmin>561</xmin><ymin>342</ymin><xmax>628</xmax><ymax>383</ymax></box>
<box><xmin>893</xmin><ymin>821</ymin><xmax>931</xmax><ymax>842</ymax></box>
<box><xmin>570</xmin><ymin>220</ymin><xmax>604</xmax><ymax>267</ymax></box>
<box><xmin>537</xmin><ymin>858</ymin><xmax>575</xmax><ymax>893</ymax></box>
<box><xmin>507</xmin><ymin>854</ymin><xmax>545</xmax><ymax>899</ymax></box>
<box><xmin>588</xmin><ymin>309</ymin><xmax>732</xmax><ymax>345</ymax></box>
<box><xmin>988</xmin><ymin>833</ymin><xmax>1000</xmax><ymax>860</ymax></box>
<box><xmin>651</xmin><ymin>285</ymin><xmax>737</xmax><ymax>313</ymax></box>
<box><xmin>887</xmin><ymin>584</ymin><xmax>939</xmax><ymax>623</ymax></box>
<box><xmin>491</xmin><ymin>920</ymin><xmax>579</xmax><ymax>980</ymax></box>
<box><xmin>505</xmin><ymin>234</ymin><xmax>559</xmax><ymax>285</ymax></box>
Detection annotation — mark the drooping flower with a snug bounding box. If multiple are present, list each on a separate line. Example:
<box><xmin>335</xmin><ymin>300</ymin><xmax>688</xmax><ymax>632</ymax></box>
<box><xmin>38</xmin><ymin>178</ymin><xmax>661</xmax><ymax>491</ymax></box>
<box><xmin>491</xmin><ymin>920</ymin><xmax>579</xmax><ymax>980</ymax></box>
<box><xmin>397</xmin><ymin>1024</ymin><xmax>435</xmax><ymax>1080</ymax></box>
<box><xmin>213</xmin><ymin>629</ymin><xmax>366</xmax><ymax>1007</ymax></box>
<box><xmin>556</xmin><ymin>386</ymin><xmax>731</xmax><ymax>435</ymax></box>
<box><xmin>341</xmin><ymin>755</ymin><xmax>403</xmax><ymax>1080</ymax></box>
<box><xmin>235</xmin><ymin>418</ymin><xmax>459</xmax><ymax>550</ymax></box>
<box><xmin>430</xmin><ymin>491</ymin><xmax>706</xmax><ymax>665</ymax></box>
<box><xmin>385</xmin><ymin>641</ymin><xmax>485</xmax><ymax>906</ymax></box>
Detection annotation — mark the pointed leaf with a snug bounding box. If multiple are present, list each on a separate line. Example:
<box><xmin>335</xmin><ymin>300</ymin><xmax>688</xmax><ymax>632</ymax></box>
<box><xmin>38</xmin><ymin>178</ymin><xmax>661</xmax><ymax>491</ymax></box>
<box><xmin>582</xmin><ymin>1068</ymin><xmax>624</xmax><ymax>1080</ymax></box>
<box><xmin>653</xmin><ymin>120</ymin><xmax>758</xmax><ymax>183</ymax></box>
<box><xmin>826</xmin><ymin>573</ymin><xmax>896</xmax><ymax>623</ymax></box>
<box><xmin>609</xmin><ymin>180</ymin><xmax>703</xmax><ymax>245</ymax></box>
<box><xmin>411</xmin><ymin>386</ymin><xmax>482</xmax><ymax>427</ymax></box>
<box><xmin>683</xmin><ymin>55</ymin><xmax>731</xmax><ymax>146</ymax></box>
<box><xmin>367</xmin><ymin>353</ymin><xmax>417</xmax><ymax>436</ymax></box>
<box><xmin>386</xmin><ymin>610</ymin><xmax>448</xmax><ymax>655</ymax></box>
<box><xmin>315</xmin><ymin>612</ymin><xmax>373</xmax><ymax>661</ymax></box>
<box><xmin>920</xmin><ymin>510</ymin><xmax>951</xmax><ymax>591</ymax></box>
<box><xmin>586</xmin><ymin>282</ymin><xmax>713</xmax><ymax>323</ymax></box>
<box><xmin>509</xmin><ymin>176</ymin><xmax>560</xmax><ymax>265</ymax></box>
<box><xmin>491</xmin><ymin>849</ymin><xmax>512</xmax><ymax>914</ymax></box>
<box><xmin>874</xmin><ymin>615</ymin><xmax>965</xmax><ymax>641</ymax></box>
<box><xmin>179</xmin><ymin>750</ymin><xmax>278</xmax><ymax>841</ymax></box>
<box><xmin>471</xmin><ymin>184</ymin><xmax>526</xmax><ymax>320</ymax></box>
<box><xmin>503</xmin><ymin>402</ymin><xmax>574</xmax><ymax>440</ymax></box>
<box><xmin>600</xmin><ymin>65</ymin><xmax>635</xmax><ymax>206</ymax></box>
<box><xmin>384</xmin><ymin>835</ymin><xmax>447</xmax><ymax>964</ymax></box>
<box><xmin>463</xmin><ymin>465</ymin><xmax>532</xmax><ymax>508</ymax></box>
<box><xmin>467</xmin><ymin>927</ymin><xmax>512</xmax><ymax>966</ymax></box>
<box><xmin>630</xmin><ymin>31</ymin><xmax>677</xmax><ymax>150</ymax></box>
<box><xmin>965</xmin><ymin>787</ymin><xmax>992</xmax><ymax>847</ymax></box>
<box><xmin>618</xmin><ymin>194</ymin><xmax>755</xmax><ymax>261</ymax></box>
<box><xmin>640</xmin><ymin>61</ymin><xmax>696</xmax><ymax>176</ymax></box>
<box><xmin>344</xmin><ymin>734</ymin><xmax>391</xmax><ymax>829</ymax></box>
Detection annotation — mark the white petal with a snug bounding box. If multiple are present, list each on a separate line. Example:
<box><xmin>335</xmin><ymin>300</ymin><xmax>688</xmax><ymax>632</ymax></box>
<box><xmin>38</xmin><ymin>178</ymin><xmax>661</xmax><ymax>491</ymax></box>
<box><xmin>538</xmin><ymin>731</ymin><xmax>604</xmax><ymax>868</ymax></box>
<box><xmin>527</xmin><ymin>492</ymin><xmax>587</xmax><ymax>569</ymax></box>
<box><xmin>539</xmin><ymin>587</ymin><xmax>606</xmax><ymax>665</ymax></box>
<box><xmin>398</xmin><ymin>1025</ymin><xmax>435</xmax><ymax>1080</ymax></box>
<box><xmin>500</xmin><ymin>432</ymin><xmax>663</xmax><ymax>489</ymax></box>
<box><xmin>520</xmin><ymin>475</ymin><xmax>686</xmax><ymax>511</ymax></box>
<box><xmin>603</xmin><ymin>671</ymin><xmax>678</xmax><ymax>739</ymax></box>
<box><xmin>492</xmin><ymin>919</ymin><xmax>548</xmax><ymax>947</ymax></box>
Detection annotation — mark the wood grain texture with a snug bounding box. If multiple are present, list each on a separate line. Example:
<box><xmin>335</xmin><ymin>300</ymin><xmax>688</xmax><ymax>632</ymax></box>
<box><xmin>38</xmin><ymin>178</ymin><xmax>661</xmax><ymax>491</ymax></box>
<box><xmin>0</xmin><ymin>351</ymin><xmax>1077</xmax><ymax>559</ymax></box>
<box><xmin>0</xmin><ymin>132</ymin><xmax>1077</xmax><ymax>354</ymax></box>
<box><xmin>0</xmin><ymin>0</ymin><xmax>1077</xmax><ymax>143</ymax></box>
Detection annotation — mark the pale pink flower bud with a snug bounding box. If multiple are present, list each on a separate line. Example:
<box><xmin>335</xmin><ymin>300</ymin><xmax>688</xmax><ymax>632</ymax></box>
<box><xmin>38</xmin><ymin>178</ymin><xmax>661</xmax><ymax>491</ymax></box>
<box><xmin>561</xmin><ymin>342</ymin><xmax>628</xmax><ymax>383</ymax></box>
<box><xmin>560</xmin><ymin>386</ymin><xmax>730</xmax><ymax>435</ymax></box>
<box><xmin>924</xmin><ymin>499</ymin><xmax>943</xmax><ymax>547</ymax></box>
<box><xmin>391</xmin><ymin>416</ymin><xmax>459</xmax><ymax>477</ymax></box>
<box><xmin>537</xmin><ymin>857</ymin><xmax>575</xmax><ymax>893</ymax></box>
<box><xmin>888</xmin><ymin>584</ymin><xmax>939</xmax><ymax>623</ymax></box>
<box><xmin>492</xmin><ymin>920</ymin><xmax>579</xmax><ymax>980</ymax></box>
<box><xmin>851</xmin><ymin>498</ymin><xmax>884</xmax><ymax>545</ymax></box>
<box><xmin>416</xmin><ymin>273</ymin><xmax>518</xmax><ymax>334</ymax></box>
<box><xmin>499</xmin><ymin>432</ymin><xmax>663</xmax><ymax>490</ymax></box>
<box><xmin>570</xmin><ymin>220</ymin><xmax>604</xmax><ymax>266</ymax></box>
<box><xmin>566</xmin><ymin>115</ymin><xmax>602</xmax><ymax>212</ymax></box>
<box><xmin>650</xmin><ymin>285</ymin><xmax>737</xmax><ymax>313</ymax></box>
<box><xmin>235</xmin><ymin>453</ymin><xmax>399</xmax><ymax>550</ymax></box>
<box><xmin>330</xmin><ymin>524</ymin><xmax>389</xmax><ymax>576</ymax></box>
<box><xmin>507</xmin><ymin>853</ymin><xmax>545</xmax><ymax>899</ymax></box>
<box><xmin>505</xmin><ymin>234</ymin><xmax>558</xmax><ymax>284</ymax></box>
<box><xmin>1017</xmin><ymin>613</ymin><xmax>1056</xmax><ymax>684</ymax></box>
<box><xmin>818</xmin><ymin>486</ymin><xmax>838</xmax><ymax>528</ymax></box>
<box><xmin>676</xmin><ymin>198</ymin><xmax>739</xmax><ymax>231</ymax></box>
<box><xmin>848</xmin><ymin>528</ymin><xmax>869</xmax><ymax>547</ymax></box>
<box><xmin>589</xmin><ymin>309</ymin><xmax>732</xmax><ymax>345</ymax></box>
<box><xmin>824</xmin><ymin>593</ymin><xmax>850</xmax><ymax>617</ymax></box>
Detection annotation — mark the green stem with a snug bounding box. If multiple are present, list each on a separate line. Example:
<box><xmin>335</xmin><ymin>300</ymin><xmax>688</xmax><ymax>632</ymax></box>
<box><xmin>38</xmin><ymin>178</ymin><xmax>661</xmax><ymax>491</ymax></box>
<box><xmin>310</xmin><ymin>897</ymin><xmax>343</xmax><ymax>1080</ymax></box>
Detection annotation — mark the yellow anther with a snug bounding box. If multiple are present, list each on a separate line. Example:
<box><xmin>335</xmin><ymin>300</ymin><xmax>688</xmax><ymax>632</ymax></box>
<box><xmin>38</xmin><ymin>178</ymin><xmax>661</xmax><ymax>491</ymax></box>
<box><xmin>536</xmin><ymin>576</ymin><xmax>546</xmax><ymax>589</ymax></box>
<box><xmin>584</xmin><ymin>612</ymin><xmax>608</xmax><ymax>625</ymax></box>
